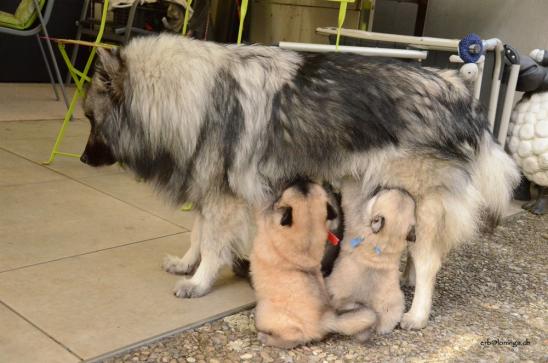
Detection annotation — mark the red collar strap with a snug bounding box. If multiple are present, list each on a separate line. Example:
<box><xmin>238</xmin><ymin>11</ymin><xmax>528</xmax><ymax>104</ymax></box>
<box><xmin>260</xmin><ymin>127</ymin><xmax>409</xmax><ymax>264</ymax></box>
<box><xmin>327</xmin><ymin>231</ymin><xmax>340</xmax><ymax>246</ymax></box>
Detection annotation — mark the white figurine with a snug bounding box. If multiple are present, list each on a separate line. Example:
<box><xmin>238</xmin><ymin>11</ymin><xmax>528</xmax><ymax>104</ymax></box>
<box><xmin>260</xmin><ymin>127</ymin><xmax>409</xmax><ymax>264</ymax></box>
<box><xmin>507</xmin><ymin>92</ymin><xmax>548</xmax><ymax>214</ymax></box>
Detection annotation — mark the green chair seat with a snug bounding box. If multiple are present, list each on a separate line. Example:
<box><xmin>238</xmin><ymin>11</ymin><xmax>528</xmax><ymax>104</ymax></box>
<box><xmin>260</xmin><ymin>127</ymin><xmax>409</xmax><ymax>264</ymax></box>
<box><xmin>0</xmin><ymin>0</ymin><xmax>46</xmax><ymax>30</ymax></box>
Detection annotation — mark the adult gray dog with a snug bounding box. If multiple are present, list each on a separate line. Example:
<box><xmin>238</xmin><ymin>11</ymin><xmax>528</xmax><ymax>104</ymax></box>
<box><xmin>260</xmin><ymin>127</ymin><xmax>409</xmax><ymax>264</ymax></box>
<box><xmin>80</xmin><ymin>34</ymin><xmax>519</xmax><ymax>330</ymax></box>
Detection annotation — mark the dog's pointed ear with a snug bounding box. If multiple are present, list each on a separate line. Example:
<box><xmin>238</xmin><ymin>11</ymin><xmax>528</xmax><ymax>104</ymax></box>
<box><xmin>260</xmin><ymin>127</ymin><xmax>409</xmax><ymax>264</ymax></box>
<box><xmin>406</xmin><ymin>225</ymin><xmax>416</xmax><ymax>242</ymax></box>
<box><xmin>95</xmin><ymin>48</ymin><xmax>124</xmax><ymax>101</ymax></box>
<box><xmin>280</xmin><ymin>207</ymin><xmax>293</xmax><ymax>227</ymax></box>
<box><xmin>326</xmin><ymin>203</ymin><xmax>337</xmax><ymax>221</ymax></box>
<box><xmin>96</xmin><ymin>48</ymin><xmax>120</xmax><ymax>78</ymax></box>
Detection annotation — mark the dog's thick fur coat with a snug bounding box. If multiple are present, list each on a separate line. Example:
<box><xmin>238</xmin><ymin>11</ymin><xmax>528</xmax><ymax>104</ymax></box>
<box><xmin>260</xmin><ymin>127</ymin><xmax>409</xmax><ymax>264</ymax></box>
<box><xmin>251</xmin><ymin>181</ymin><xmax>376</xmax><ymax>348</ymax></box>
<box><xmin>327</xmin><ymin>187</ymin><xmax>417</xmax><ymax>334</ymax></box>
<box><xmin>81</xmin><ymin>34</ymin><xmax>520</xmax><ymax>329</ymax></box>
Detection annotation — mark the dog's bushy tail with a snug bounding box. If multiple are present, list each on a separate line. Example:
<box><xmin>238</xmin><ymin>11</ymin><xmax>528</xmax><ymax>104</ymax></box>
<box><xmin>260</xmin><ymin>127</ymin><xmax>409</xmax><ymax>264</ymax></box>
<box><xmin>472</xmin><ymin>131</ymin><xmax>521</xmax><ymax>227</ymax></box>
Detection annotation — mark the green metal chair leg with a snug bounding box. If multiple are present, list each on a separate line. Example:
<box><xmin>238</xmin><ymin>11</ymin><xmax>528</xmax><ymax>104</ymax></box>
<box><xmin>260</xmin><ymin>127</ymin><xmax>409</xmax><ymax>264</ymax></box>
<box><xmin>181</xmin><ymin>203</ymin><xmax>193</xmax><ymax>211</ymax></box>
<box><xmin>327</xmin><ymin>0</ymin><xmax>353</xmax><ymax>50</ymax></box>
<box><xmin>181</xmin><ymin>0</ymin><xmax>193</xmax><ymax>35</ymax></box>
<box><xmin>42</xmin><ymin>44</ymin><xmax>98</xmax><ymax>164</ymax></box>
<box><xmin>42</xmin><ymin>88</ymin><xmax>81</xmax><ymax>164</ymax></box>
<box><xmin>237</xmin><ymin>0</ymin><xmax>248</xmax><ymax>45</ymax></box>
<box><xmin>43</xmin><ymin>0</ymin><xmax>109</xmax><ymax>165</ymax></box>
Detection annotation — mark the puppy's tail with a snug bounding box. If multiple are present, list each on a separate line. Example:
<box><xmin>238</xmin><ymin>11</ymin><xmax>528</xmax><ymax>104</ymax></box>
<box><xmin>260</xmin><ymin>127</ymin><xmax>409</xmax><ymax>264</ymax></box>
<box><xmin>472</xmin><ymin>131</ymin><xmax>520</xmax><ymax>227</ymax></box>
<box><xmin>322</xmin><ymin>308</ymin><xmax>376</xmax><ymax>336</ymax></box>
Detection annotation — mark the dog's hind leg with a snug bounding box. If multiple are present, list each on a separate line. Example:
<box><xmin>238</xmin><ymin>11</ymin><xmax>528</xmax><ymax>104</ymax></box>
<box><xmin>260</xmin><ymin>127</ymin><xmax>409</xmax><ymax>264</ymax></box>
<box><xmin>163</xmin><ymin>214</ymin><xmax>203</xmax><ymax>275</ymax></box>
<box><xmin>401</xmin><ymin>253</ymin><xmax>416</xmax><ymax>287</ymax></box>
<box><xmin>400</xmin><ymin>193</ymin><xmax>444</xmax><ymax>330</ymax></box>
<box><xmin>173</xmin><ymin>196</ymin><xmax>251</xmax><ymax>298</ymax></box>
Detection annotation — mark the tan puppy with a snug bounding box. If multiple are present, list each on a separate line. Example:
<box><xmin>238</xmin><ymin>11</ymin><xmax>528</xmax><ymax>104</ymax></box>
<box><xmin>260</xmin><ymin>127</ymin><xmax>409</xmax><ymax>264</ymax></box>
<box><xmin>251</xmin><ymin>180</ymin><xmax>377</xmax><ymax>348</ymax></box>
<box><xmin>327</xmin><ymin>187</ymin><xmax>417</xmax><ymax>334</ymax></box>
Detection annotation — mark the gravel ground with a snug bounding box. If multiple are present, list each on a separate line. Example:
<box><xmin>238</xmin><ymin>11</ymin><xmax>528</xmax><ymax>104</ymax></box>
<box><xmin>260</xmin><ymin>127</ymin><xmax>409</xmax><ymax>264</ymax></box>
<box><xmin>105</xmin><ymin>212</ymin><xmax>547</xmax><ymax>363</ymax></box>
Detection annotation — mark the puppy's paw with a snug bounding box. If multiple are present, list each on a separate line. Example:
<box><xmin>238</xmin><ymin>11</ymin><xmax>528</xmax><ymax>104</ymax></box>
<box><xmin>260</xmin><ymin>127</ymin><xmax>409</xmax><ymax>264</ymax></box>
<box><xmin>376</xmin><ymin>313</ymin><xmax>401</xmax><ymax>335</ymax></box>
<box><xmin>257</xmin><ymin>332</ymin><xmax>272</xmax><ymax>345</ymax></box>
<box><xmin>163</xmin><ymin>255</ymin><xmax>197</xmax><ymax>275</ymax></box>
<box><xmin>257</xmin><ymin>332</ymin><xmax>299</xmax><ymax>349</ymax></box>
<box><xmin>355</xmin><ymin>329</ymin><xmax>373</xmax><ymax>343</ymax></box>
<box><xmin>339</xmin><ymin>302</ymin><xmax>361</xmax><ymax>312</ymax></box>
<box><xmin>376</xmin><ymin>323</ymin><xmax>397</xmax><ymax>335</ymax></box>
<box><xmin>400</xmin><ymin>312</ymin><xmax>428</xmax><ymax>330</ymax></box>
<box><xmin>172</xmin><ymin>279</ymin><xmax>209</xmax><ymax>298</ymax></box>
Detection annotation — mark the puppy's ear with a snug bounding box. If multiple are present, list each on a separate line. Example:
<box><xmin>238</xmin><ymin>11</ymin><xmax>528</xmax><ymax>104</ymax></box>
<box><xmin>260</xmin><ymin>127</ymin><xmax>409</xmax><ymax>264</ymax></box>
<box><xmin>406</xmin><ymin>225</ymin><xmax>416</xmax><ymax>242</ymax></box>
<box><xmin>280</xmin><ymin>207</ymin><xmax>293</xmax><ymax>227</ymax></box>
<box><xmin>326</xmin><ymin>203</ymin><xmax>337</xmax><ymax>221</ymax></box>
<box><xmin>95</xmin><ymin>48</ymin><xmax>124</xmax><ymax>101</ymax></box>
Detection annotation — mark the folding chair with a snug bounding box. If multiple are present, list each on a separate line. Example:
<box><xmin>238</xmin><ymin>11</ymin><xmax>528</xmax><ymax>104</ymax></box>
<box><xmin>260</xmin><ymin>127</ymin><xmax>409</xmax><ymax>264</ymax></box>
<box><xmin>0</xmin><ymin>0</ymin><xmax>69</xmax><ymax>107</ymax></box>
<box><xmin>43</xmin><ymin>0</ymin><xmax>111</xmax><ymax>165</ymax></box>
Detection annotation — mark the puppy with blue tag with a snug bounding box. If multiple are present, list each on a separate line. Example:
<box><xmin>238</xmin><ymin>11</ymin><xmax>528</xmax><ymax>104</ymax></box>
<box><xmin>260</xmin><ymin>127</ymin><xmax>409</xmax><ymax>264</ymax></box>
<box><xmin>251</xmin><ymin>180</ymin><xmax>377</xmax><ymax>348</ymax></box>
<box><xmin>327</xmin><ymin>186</ymin><xmax>417</xmax><ymax>335</ymax></box>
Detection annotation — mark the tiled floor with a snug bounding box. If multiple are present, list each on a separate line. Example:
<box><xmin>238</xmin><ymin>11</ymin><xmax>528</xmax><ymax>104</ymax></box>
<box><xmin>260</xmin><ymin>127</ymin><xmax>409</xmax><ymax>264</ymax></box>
<box><xmin>0</xmin><ymin>83</ymin><xmax>84</xmax><ymax>122</ymax></box>
<box><xmin>0</xmin><ymin>84</ymin><xmax>254</xmax><ymax>362</ymax></box>
<box><xmin>0</xmin><ymin>83</ymin><xmax>524</xmax><ymax>363</ymax></box>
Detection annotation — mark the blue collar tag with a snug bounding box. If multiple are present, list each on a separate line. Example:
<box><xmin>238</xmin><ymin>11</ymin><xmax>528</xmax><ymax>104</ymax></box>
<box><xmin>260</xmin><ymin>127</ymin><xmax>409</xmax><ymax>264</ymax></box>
<box><xmin>350</xmin><ymin>237</ymin><xmax>364</xmax><ymax>249</ymax></box>
<box><xmin>373</xmin><ymin>245</ymin><xmax>382</xmax><ymax>255</ymax></box>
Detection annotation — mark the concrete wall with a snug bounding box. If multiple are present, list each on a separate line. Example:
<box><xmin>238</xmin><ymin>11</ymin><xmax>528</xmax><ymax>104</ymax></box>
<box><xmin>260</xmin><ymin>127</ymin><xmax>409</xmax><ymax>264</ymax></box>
<box><xmin>371</xmin><ymin>0</ymin><xmax>417</xmax><ymax>35</ymax></box>
<box><xmin>423</xmin><ymin>0</ymin><xmax>548</xmax><ymax>55</ymax></box>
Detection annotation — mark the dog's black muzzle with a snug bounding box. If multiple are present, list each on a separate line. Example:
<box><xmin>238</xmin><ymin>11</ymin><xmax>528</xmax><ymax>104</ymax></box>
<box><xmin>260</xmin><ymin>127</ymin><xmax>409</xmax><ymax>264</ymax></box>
<box><xmin>81</xmin><ymin>137</ymin><xmax>116</xmax><ymax>167</ymax></box>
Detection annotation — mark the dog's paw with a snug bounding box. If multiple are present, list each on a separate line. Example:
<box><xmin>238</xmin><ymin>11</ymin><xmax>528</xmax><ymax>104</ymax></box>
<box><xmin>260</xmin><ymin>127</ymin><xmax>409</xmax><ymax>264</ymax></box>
<box><xmin>163</xmin><ymin>255</ymin><xmax>196</xmax><ymax>275</ymax></box>
<box><xmin>400</xmin><ymin>312</ymin><xmax>428</xmax><ymax>330</ymax></box>
<box><xmin>172</xmin><ymin>279</ymin><xmax>209</xmax><ymax>298</ymax></box>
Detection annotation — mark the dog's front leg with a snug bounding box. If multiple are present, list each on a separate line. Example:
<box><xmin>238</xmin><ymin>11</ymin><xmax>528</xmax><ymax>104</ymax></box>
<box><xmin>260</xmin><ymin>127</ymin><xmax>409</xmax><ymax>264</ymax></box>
<box><xmin>172</xmin><ymin>218</ymin><xmax>232</xmax><ymax>298</ymax></box>
<box><xmin>172</xmin><ymin>196</ymin><xmax>250</xmax><ymax>298</ymax></box>
<box><xmin>164</xmin><ymin>213</ymin><xmax>203</xmax><ymax>275</ymax></box>
<box><xmin>400</xmin><ymin>195</ymin><xmax>443</xmax><ymax>330</ymax></box>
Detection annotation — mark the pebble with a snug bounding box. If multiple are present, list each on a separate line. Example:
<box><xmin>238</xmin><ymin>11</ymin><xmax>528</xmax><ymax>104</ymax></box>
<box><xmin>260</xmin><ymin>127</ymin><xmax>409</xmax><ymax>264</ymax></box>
<box><xmin>104</xmin><ymin>213</ymin><xmax>547</xmax><ymax>363</ymax></box>
<box><xmin>260</xmin><ymin>351</ymin><xmax>274</xmax><ymax>363</ymax></box>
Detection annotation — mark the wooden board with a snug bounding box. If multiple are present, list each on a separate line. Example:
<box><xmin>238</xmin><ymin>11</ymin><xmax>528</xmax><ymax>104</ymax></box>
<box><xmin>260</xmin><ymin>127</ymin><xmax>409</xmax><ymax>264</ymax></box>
<box><xmin>250</xmin><ymin>2</ymin><xmax>361</xmax><ymax>44</ymax></box>
<box><xmin>41</xmin><ymin>37</ymin><xmax>118</xmax><ymax>49</ymax></box>
<box><xmin>252</xmin><ymin>0</ymin><xmax>361</xmax><ymax>10</ymax></box>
